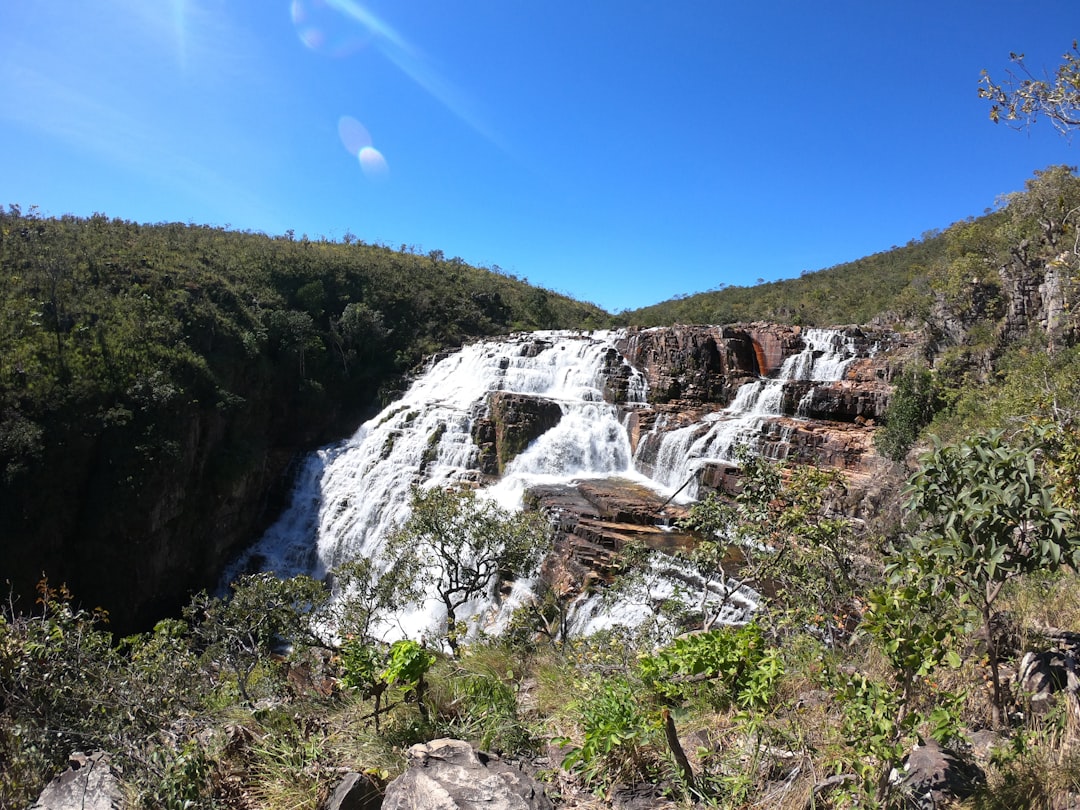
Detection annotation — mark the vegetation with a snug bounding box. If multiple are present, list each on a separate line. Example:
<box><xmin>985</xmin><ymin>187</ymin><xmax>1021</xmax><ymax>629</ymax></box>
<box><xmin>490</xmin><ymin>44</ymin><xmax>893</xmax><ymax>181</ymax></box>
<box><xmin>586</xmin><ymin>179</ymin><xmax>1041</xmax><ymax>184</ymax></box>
<box><xmin>980</xmin><ymin>40</ymin><xmax>1080</xmax><ymax>136</ymax></box>
<box><xmin>902</xmin><ymin>432</ymin><xmax>1080</xmax><ymax>726</ymax></box>
<box><xmin>8</xmin><ymin>42</ymin><xmax>1080</xmax><ymax>807</ymax></box>
<box><xmin>624</xmin><ymin>231</ymin><xmax>948</xmax><ymax>327</ymax></box>
<box><xmin>5</xmin><ymin>428</ymin><xmax>1079</xmax><ymax>808</ymax></box>
<box><xmin>381</xmin><ymin>485</ymin><xmax>553</xmax><ymax>654</ymax></box>
<box><xmin>0</xmin><ymin>209</ymin><xmax>611</xmax><ymax>630</ymax></box>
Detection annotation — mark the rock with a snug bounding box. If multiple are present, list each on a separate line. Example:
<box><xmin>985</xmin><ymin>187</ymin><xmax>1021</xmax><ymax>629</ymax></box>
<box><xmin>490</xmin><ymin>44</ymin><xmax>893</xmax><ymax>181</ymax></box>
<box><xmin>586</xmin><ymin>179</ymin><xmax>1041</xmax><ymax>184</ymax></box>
<box><xmin>616</xmin><ymin>325</ymin><xmax>763</xmax><ymax>405</ymax></box>
<box><xmin>1017</xmin><ymin>650</ymin><xmax>1074</xmax><ymax>713</ymax></box>
<box><xmin>527</xmin><ymin>478</ymin><xmax>695</xmax><ymax>588</ymax></box>
<box><xmin>473</xmin><ymin>392</ymin><xmax>563</xmax><ymax>475</ymax></box>
<box><xmin>382</xmin><ymin>738</ymin><xmax>552</xmax><ymax>810</ymax></box>
<box><xmin>618</xmin><ymin>324</ymin><xmax>901</xmax><ymax>488</ymax></box>
<box><xmin>28</xmin><ymin>751</ymin><xmax>124</xmax><ymax>810</ymax></box>
<box><xmin>323</xmin><ymin>771</ymin><xmax>382</xmax><ymax>810</ymax></box>
<box><xmin>966</xmin><ymin>729</ymin><xmax>1003</xmax><ymax>763</ymax></box>
<box><xmin>898</xmin><ymin>740</ymin><xmax>984</xmax><ymax>809</ymax></box>
<box><xmin>609</xmin><ymin>782</ymin><xmax>679</xmax><ymax>809</ymax></box>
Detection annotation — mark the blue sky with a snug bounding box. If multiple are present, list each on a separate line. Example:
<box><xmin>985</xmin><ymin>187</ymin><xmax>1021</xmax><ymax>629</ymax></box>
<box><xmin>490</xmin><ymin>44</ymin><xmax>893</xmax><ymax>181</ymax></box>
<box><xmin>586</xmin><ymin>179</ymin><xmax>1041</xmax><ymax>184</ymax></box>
<box><xmin>1</xmin><ymin>1</ymin><xmax>1077</xmax><ymax>312</ymax></box>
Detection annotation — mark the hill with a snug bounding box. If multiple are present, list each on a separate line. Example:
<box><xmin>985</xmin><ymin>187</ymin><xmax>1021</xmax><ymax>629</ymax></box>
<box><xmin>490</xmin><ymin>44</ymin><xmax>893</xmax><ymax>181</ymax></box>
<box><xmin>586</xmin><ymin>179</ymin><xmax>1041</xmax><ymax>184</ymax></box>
<box><xmin>0</xmin><ymin>208</ymin><xmax>611</xmax><ymax>632</ymax></box>
<box><xmin>625</xmin><ymin>228</ymin><xmax>952</xmax><ymax>327</ymax></box>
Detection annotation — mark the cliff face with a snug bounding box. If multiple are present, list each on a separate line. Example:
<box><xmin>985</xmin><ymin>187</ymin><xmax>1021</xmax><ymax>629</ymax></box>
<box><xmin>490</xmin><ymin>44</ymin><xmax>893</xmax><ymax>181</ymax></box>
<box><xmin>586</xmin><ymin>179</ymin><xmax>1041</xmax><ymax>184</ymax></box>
<box><xmin>617</xmin><ymin>324</ymin><xmax>898</xmax><ymax>477</ymax></box>
<box><xmin>3</xmin><ymin>359</ymin><xmax>374</xmax><ymax>635</ymax></box>
<box><xmin>473</xmin><ymin>324</ymin><xmax>909</xmax><ymax>597</ymax></box>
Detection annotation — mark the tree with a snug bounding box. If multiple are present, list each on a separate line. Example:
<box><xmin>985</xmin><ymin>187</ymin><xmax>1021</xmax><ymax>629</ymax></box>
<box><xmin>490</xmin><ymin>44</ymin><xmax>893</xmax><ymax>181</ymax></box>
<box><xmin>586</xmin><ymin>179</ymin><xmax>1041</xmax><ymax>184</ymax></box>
<box><xmin>184</xmin><ymin>573</ymin><xmax>329</xmax><ymax>703</ymax></box>
<box><xmin>979</xmin><ymin>41</ymin><xmax>1080</xmax><ymax>137</ymax></box>
<box><xmin>1001</xmin><ymin>165</ymin><xmax>1080</xmax><ymax>250</ymax></box>
<box><xmin>679</xmin><ymin>447</ymin><xmax>858</xmax><ymax>642</ymax></box>
<box><xmin>382</xmin><ymin>486</ymin><xmax>551</xmax><ymax>654</ymax></box>
<box><xmin>903</xmin><ymin>431</ymin><xmax>1080</xmax><ymax>726</ymax></box>
<box><xmin>876</xmin><ymin>363</ymin><xmax>946</xmax><ymax>462</ymax></box>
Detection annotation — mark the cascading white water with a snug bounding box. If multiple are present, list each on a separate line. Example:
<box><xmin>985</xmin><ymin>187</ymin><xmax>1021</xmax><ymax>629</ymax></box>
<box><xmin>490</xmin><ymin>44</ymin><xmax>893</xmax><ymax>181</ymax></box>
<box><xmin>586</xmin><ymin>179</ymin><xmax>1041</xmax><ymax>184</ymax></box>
<box><xmin>229</xmin><ymin>326</ymin><xmax>865</xmax><ymax>642</ymax></box>
<box><xmin>639</xmin><ymin>328</ymin><xmax>864</xmax><ymax>497</ymax></box>
<box><xmin>224</xmin><ymin>331</ymin><xmax>653</xmax><ymax>638</ymax></box>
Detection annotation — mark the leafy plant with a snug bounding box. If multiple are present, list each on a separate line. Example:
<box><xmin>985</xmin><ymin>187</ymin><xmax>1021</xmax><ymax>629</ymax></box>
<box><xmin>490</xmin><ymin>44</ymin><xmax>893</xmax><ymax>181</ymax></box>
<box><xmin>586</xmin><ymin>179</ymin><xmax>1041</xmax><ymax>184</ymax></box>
<box><xmin>382</xmin><ymin>486</ymin><xmax>551</xmax><ymax>654</ymax></box>
<box><xmin>557</xmin><ymin>675</ymin><xmax>665</xmax><ymax>792</ymax></box>
<box><xmin>680</xmin><ymin>447</ymin><xmax>858</xmax><ymax>643</ymax></box>
<box><xmin>185</xmin><ymin>573</ymin><xmax>330</xmax><ymax>704</ymax></box>
<box><xmin>903</xmin><ymin>431</ymin><xmax>1080</xmax><ymax>727</ymax></box>
<box><xmin>637</xmin><ymin>622</ymin><xmax>781</xmax><ymax>710</ymax></box>
<box><xmin>980</xmin><ymin>41</ymin><xmax>1080</xmax><ymax>136</ymax></box>
<box><xmin>876</xmin><ymin>363</ymin><xmax>947</xmax><ymax>461</ymax></box>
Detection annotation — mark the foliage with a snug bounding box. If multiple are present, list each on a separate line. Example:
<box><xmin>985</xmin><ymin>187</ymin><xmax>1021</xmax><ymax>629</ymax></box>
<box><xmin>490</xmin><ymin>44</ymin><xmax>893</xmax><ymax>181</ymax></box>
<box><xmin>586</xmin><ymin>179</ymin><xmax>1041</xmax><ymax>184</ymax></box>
<box><xmin>903</xmin><ymin>431</ymin><xmax>1080</xmax><ymax>726</ymax></box>
<box><xmin>876</xmin><ymin>363</ymin><xmax>948</xmax><ymax>461</ymax></box>
<box><xmin>557</xmin><ymin>675</ymin><xmax>666</xmax><ymax>792</ymax></box>
<box><xmin>680</xmin><ymin>447</ymin><xmax>859</xmax><ymax>642</ymax></box>
<box><xmin>0</xmin><ymin>580</ymin><xmax>213</xmax><ymax>808</ymax></box>
<box><xmin>426</xmin><ymin>651</ymin><xmax>533</xmax><ymax>753</ymax></box>
<box><xmin>637</xmin><ymin>622</ymin><xmax>782</xmax><ymax>710</ymax></box>
<box><xmin>331</xmin><ymin>557</ymin><xmax>411</xmax><ymax>645</ymax></box>
<box><xmin>976</xmin><ymin>704</ymin><xmax>1080</xmax><ymax>810</ymax></box>
<box><xmin>979</xmin><ymin>41</ymin><xmax>1080</xmax><ymax>136</ymax></box>
<box><xmin>382</xmin><ymin>639</ymin><xmax>436</xmax><ymax>689</ymax></box>
<box><xmin>149</xmin><ymin>741</ymin><xmax>216</xmax><ymax>810</ymax></box>
<box><xmin>185</xmin><ymin>572</ymin><xmax>330</xmax><ymax>704</ymax></box>
<box><xmin>624</xmin><ymin>230</ymin><xmax>947</xmax><ymax>327</ymax></box>
<box><xmin>382</xmin><ymin>486</ymin><xmax>552</xmax><ymax>653</ymax></box>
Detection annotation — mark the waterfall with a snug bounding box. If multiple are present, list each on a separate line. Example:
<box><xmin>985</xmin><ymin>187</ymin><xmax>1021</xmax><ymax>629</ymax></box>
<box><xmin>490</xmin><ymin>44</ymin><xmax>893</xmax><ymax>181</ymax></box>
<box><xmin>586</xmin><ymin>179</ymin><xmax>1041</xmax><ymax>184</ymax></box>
<box><xmin>224</xmin><ymin>331</ymin><xmax>653</xmax><ymax>637</ymax></box>
<box><xmin>228</xmin><ymin>326</ymin><xmax>865</xmax><ymax>641</ymax></box>
<box><xmin>638</xmin><ymin>328</ymin><xmax>863</xmax><ymax>497</ymax></box>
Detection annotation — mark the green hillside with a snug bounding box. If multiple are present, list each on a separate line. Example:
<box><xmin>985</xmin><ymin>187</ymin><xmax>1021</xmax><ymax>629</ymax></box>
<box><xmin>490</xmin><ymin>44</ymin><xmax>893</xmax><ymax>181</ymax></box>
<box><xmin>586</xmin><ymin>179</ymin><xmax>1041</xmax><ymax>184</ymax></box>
<box><xmin>624</xmin><ymin>229</ymin><xmax>952</xmax><ymax>327</ymax></box>
<box><xmin>0</xmin><ymin>208</ymin><xmax>611</xmax><ymax>632</ymax></box>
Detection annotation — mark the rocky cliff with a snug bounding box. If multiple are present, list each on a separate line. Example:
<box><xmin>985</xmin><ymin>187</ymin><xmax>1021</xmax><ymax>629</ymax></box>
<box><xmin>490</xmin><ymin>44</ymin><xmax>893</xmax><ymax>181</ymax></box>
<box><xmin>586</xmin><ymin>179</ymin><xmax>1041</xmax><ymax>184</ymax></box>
<box><xmin>618</xmin><ymin>323</ymin><xmax>899</xmax><ymax>478</ymax></box>
<box><xmin>2</xmin><ymin>358</ymin><xmax>371</xmax><ymax>635</ymax></box>
<box><xmin>469</xmin><ymin>324</ymin><xmax>909</xmax><ymax>599</ymax></box>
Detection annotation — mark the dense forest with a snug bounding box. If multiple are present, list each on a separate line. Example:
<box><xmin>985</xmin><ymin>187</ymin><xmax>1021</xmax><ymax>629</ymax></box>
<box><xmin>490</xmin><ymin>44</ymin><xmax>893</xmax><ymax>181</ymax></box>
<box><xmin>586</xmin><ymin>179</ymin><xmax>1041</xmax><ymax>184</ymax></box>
<box><xmin>0</xmin><ymin>210</ymin><xmax>611</xmax><ymax>633</ymax></box>
<box><xmin>4</xmin><ymin>52</ymin><xmax>1080</xmax><ymax>805</ymax></box>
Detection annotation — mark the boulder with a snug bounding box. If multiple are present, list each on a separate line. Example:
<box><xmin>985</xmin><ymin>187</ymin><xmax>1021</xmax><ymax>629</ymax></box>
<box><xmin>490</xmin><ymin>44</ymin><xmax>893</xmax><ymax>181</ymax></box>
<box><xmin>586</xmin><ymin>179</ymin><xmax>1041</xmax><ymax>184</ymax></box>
<box><xmin>29</xmin><ymin>751</ymin><xmax>123</xmax><ymax>810</ymax></box>
<box><xmin>897</xmin><ymin>740</ymin><xmax>984</xmax><ymax>809</ymax></box>
<box><xmin>616</xmin><ymin>325</ymin><xmax>761</xmax><ymax>405</ymax></box>
<box><xmin>323</xmin><ymin>771</ymin><xmax>382</xmax><ymax>810</ymax></box>
<box><xmin>381</xmin><ymin>739</ymin><xmax>552</xmax><ymax>810</ymax></box>
<box><xmin>473</xmin><ymin>393</ymin><xmax>563</xmax><ymax>475</ymax></box>
<box><xmin>1017</xmin><ymin>649</ymin><xmax>1075</xmax><ymax>714</ymax></box>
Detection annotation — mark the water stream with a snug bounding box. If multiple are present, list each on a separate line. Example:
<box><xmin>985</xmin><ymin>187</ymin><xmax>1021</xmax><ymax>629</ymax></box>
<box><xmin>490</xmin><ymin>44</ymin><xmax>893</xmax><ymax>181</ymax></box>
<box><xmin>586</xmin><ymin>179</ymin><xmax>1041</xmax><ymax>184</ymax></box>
<box><xmin>227</xmin><ymin>327</ymin><xmax>865</xmax><ymax>641</ymax></box>
<box><xmin>638</xmin><ymin>328</ymin><xmax>862</xmax><ymax>497</ymax></box>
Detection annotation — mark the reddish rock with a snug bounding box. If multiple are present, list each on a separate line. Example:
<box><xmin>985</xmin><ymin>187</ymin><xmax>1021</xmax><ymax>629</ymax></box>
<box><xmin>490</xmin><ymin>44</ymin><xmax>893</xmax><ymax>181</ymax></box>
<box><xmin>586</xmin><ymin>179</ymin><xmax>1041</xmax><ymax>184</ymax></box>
<box><xmin>472</xmin><ymin>392</ymin><xmax>563</xmax><ymax>475</ymax></box>
<box><xmin>527</xmin><ymin>478</ymin><xmax>694</xmax><ymax>594</ymax></box>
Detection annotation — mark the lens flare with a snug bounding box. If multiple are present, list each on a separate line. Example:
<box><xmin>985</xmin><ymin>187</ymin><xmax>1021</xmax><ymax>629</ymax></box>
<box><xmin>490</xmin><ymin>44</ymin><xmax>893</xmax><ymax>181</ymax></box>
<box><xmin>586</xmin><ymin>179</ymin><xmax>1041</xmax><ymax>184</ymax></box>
<box><xmin>358</xmin><ymin>146</ymin><xmax>389</xmax><ymax>179</ymax></box>
<box><xmin>338</xmin><ymin>115</ymin><xmax>388</xmax><ymax>179</ymax></box>
<box><xmin>290</xmin><ymin>0</ymin><xmax>372</xmax><ymax>57</ymax></box>
<box><xmin>337</xmin><ymin>115</ymin><xmax>372</xmax><ymax>155</ymax></box>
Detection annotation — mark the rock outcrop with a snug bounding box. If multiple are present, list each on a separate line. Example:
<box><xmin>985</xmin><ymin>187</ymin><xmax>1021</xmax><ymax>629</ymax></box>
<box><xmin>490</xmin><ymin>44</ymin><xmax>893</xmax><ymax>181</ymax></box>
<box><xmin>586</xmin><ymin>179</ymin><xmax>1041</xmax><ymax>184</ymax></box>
<box><xmin>473</xmin><ymin>393</ymin><xmax>564</xmax><ymax>475</ymax></box>
<box><xmin>508</xmin><ymin>324</ymin><xmax>907</xmax><ymax>605</ymax></box>
<box><xmin>526</xmin><ymin>478</ymin><xmax>694</xmax><ymax>590</ymax></box>
<box><xmin>382</xmin><ymin>739</ymin><xmax>552</xmax><ymax>810</ymax></box>
<box><xmin>616</xmin><ymin>325</ymin><xmax>761</xmax><ymax>404</ymax></box>
<box><xmin>620</xmin><ymin>324</ymin><xmax>900</xmax><ymax>482</ymax></box>
<box><xmin>29</xmin><ymin>751</ymin><xmax>124</xmax><ymax>810</ymax></box>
